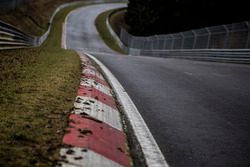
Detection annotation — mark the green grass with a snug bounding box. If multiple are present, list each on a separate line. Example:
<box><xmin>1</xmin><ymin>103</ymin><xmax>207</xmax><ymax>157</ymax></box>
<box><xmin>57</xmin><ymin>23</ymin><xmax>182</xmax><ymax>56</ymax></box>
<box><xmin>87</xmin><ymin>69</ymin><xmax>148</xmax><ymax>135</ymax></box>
<box><xmin>95</xmin><ymin>9</ymin><xmax>127</xmax><ymax>54</ymax></box>
<box><xmin>0</xmin><ymin>4</ymin><xmax>85</xmax><ymax>167</ymax></box>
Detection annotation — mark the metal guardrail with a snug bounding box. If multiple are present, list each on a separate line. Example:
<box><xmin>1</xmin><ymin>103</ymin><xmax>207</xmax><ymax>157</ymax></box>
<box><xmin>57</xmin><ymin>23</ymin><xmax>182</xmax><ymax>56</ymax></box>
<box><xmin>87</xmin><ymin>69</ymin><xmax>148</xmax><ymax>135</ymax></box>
<box><xmin>120</xmin><ymin>21</ymin><xmax>250</xmax><ymax>50</ymax></box>
<box><xmin>0</xmin><ymin>1</ymin><xmax>84</xmax><ymax>50</ymax></box>
<box><xmin>136</xmin><ymin>49</ymin><xmax>250</xmax><ymax>63</ymax></box>
<box><xmin>0</xmin><ymin>20</ymin><xmax>34</xmax><ymax>50</ymax></box>
<box><xmin>115</xmin><ymin>18</ymin><xmax>250</xmax><ymax>63</ymax></box>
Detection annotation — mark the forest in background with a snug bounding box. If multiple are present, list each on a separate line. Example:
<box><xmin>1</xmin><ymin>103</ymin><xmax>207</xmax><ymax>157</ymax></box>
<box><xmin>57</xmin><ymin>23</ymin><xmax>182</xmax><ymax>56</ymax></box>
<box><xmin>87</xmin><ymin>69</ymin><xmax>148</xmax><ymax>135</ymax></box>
<box><xmin>125</xmin><ymin>0</ymin><xmax>249</xmax><ymax>36</ymax></box>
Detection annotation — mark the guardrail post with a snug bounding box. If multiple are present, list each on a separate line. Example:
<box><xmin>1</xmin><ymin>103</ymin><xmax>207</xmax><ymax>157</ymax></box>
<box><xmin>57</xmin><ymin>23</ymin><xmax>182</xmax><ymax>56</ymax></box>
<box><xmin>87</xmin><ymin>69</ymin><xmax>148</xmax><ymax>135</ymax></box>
<box><xmin>181</xmin><ymin>32</ymin><xmax>185</xmax><ymax>49</ymax></box>
<box><xmin>153</xmin><ymin>35</ymin><xmax>157</xmax><ymax>49</ymax></box>
<box><xmin>130</xmin><ymin>36</ymin><xmax>134</xmax><ymax>48</ymax></box>
<box><xmin>246</xmin><ymin>21</ymin><xmax>250</xmax><ymax>48</ymax></box>
<box><xmin>170</xmin><ymin>34</ymin><xmax>174</xmax><ymax>50</ymax></box>
<box><xmin>156</xmin><ymin>35</ymin><xmax>160</xmax><ymax>49</ymax></box>
<box><xmin>205</xmin><ymin>28</ymin><xmax>211</xmax><ymax>49</ymax></box>
<box><xmin>192</xmin><ymin>30</ymin><xmax>197</xmax><ymax>49</ymax></box>
<box><xmin>223</xmin><ymin>25</ymin><xmax>229</xmax><ymax>48</ymax></box>
<box><xmin>150</xmin><ymin>37</ymin><xmax>154</xmax><ymax>50</ymax></box>
<box><xmin>163</xmin><ymin>37</ymin><xmax>168</xmax><ymax>49</ymax></box>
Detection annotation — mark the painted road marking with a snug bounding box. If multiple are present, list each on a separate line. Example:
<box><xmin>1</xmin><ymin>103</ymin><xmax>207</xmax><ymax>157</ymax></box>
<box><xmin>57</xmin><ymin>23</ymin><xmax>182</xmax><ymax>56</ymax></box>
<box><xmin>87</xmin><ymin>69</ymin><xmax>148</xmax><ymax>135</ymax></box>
<box><xmin>61</xmin><ymin>22</ymin><xmax>67</xmax><ymax>49</ymax></box>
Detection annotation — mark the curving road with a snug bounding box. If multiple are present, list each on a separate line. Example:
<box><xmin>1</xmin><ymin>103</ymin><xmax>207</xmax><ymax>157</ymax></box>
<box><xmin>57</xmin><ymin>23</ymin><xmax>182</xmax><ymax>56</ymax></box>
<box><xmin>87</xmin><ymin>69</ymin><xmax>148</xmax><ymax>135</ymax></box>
<box><xmin>65</xmin><ymin>3</ymin><xmax>124</xmax><ymax>52</ymax></box>
<box><xmin>65</xmin><ymin>3</ymin><xmax>250</xmax><ymax>167</ymax></box>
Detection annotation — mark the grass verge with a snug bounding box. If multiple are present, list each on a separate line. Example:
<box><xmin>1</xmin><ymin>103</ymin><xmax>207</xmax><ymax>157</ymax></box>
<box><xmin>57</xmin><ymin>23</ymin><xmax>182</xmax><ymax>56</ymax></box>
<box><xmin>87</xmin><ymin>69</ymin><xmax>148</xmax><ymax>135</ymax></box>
<box><xmin>109</xmin><ymin>9</ymin><xmax>128</xmax><ymax>35</ymax></box>
<box><xmin>95</xmin><ymin>9</ymin><xmax>127</xmax><ymax>54</ymax></box>
<box><xmin>0</xmin><ymin>4</ymin><xmax>83</xmax><ymax>167</ymax></box>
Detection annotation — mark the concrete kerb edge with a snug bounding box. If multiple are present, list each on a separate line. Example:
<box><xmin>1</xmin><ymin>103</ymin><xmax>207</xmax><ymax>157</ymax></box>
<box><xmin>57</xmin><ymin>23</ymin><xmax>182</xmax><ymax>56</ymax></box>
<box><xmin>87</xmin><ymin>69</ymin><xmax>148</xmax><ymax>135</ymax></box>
<box><xmin>85</xmin><ymin>52</ymin><xmax>169</xmax><ymax>167</ymax></box>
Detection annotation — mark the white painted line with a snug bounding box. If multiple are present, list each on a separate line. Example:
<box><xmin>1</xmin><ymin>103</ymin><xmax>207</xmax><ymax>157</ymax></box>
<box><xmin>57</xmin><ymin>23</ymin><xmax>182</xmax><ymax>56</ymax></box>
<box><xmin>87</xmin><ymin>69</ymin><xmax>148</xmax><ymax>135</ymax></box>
<box><xmin>59</xmin><ymin>147</ymin><xmax>122</xmax><ymax>167</ymax></box>
<box><xmin>86</xmin><ymin>53</ymin><xmax>169</xmax><ymax>167</ymax></box>
<box><xmin>80</xmin><ymin>78</ymin><xmax>112</xmax><ymax>96</ymax></box>
<box><xmin>61</xmin><ymin>23</ymin><xmax>65</xmax><ymax>49</ymax></box>
<box><xmin>73</xmin><ymin>96</ymin><xmax>122</xmax><ymax>131</ymax></box>
<box><xmin>63</xmin><ymin>6</ymin><xmax>88</xmax><ymax>50</ymax></box>
<box><xmin>63</xmin><ymin>8</ymin><xmax>78</xmax><ymax>50</ymax></box>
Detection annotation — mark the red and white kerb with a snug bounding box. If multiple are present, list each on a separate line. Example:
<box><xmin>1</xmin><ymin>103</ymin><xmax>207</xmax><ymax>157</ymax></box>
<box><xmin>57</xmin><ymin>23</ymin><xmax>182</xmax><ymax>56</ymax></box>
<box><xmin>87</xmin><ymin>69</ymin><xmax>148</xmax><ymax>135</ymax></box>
<box><xmin>58</xmin><ymin>53</ymin><xmax>131</xmax><ymax>167</ymax></box>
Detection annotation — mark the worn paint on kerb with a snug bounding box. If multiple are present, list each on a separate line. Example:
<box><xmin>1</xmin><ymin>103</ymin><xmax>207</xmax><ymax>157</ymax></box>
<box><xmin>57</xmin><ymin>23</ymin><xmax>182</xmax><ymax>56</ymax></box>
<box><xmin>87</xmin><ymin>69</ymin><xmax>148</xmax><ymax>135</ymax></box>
<box><xmin>59</xmin><ymin>53</ymin><xmax>131</xmax><ymax>167</ymax></box>
<box><xmin>86</xmin><ymin>53</ymin><xmax>169</xmax><ymax>167</ymax></box>
<box><xmin>77</xmin><ymin>86</ymin><xmax>117</xmax><ymax>109</ymax></box>
<box><xmin>80</xmin><ymin>78</ymin><xmax>112</xmax><ymax>96</ymax></box>
<box><xmin>63</xmin><ymin>114</ymin><xmax>130</xmax><ymax>167</ymax></box>
<box><xmin>59</xmin><ymin>148</ymin><xmax>122</xmax><ymax>167</ymax></box>
<box><xmin>82</xmin><ymin>68</ymin><xmax>104</xmax><ymax>80</ymax></box>
<box><xmin>81</xmin><ymin>73</ymin><xmax>110</xmax><ymax>87</ymax></box>
<box><xmin>73</xmin><ymin>96</ymin><xmax>122</xmax><ymax>130</ymax></box>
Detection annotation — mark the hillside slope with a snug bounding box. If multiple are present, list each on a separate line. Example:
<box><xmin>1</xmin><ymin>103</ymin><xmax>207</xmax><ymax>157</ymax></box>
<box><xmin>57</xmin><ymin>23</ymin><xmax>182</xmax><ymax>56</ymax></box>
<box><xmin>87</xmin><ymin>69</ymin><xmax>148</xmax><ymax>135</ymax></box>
<box><xmin>0</xmin><ymin>0</ymin><xmax>74</xmax><ymax>36</ymax></box>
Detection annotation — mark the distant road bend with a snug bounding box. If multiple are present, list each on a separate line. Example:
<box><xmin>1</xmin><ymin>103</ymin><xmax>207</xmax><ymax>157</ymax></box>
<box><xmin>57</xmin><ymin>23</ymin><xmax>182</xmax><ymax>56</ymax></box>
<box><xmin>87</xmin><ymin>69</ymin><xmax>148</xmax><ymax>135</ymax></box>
<box><xmin>65</xmin><ymin>3</ymin><xmax>250</xmax><ymax>167</ymax></box>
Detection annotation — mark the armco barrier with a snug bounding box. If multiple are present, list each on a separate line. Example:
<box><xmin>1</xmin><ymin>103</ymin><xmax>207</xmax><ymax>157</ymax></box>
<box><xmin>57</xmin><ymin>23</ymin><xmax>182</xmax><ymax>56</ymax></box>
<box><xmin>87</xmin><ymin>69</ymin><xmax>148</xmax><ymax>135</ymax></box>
<box><xmin>106</xmin><ymin>12</ymin><xmax>250</xmax><ymax>63</ymax></box>
<box><xmin>138</xmin><ymin>49</ymin><xmax>250</xmax><ymax>63</ymax></box>
<box><xmin>0</xmin><ymin>20</ymin><xmax>34</xmax><ymax>50</ymax></box>
<box><xmin>120</xmin><ymin>22</ymin><xmax>250</xmax><ymax>50</ymax></box>
<box><xmin>0</xmin><ymin>1</ymin><xmax>85</xmax><ymax>50</ymax></box>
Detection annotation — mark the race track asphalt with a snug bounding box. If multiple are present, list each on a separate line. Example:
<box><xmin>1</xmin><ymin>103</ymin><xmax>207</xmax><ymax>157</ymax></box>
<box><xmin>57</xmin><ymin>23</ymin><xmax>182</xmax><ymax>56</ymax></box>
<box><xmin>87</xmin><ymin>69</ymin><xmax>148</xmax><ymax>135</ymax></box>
<box><xmin>66</xmin><ymin>3</ymin><xmax>250</xmax><ymax>167</ymax></box>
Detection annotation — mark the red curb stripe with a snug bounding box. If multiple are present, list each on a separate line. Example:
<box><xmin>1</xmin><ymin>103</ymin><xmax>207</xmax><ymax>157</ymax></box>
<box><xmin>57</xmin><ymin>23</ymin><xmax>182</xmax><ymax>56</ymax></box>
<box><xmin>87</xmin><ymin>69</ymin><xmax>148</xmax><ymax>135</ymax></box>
<box><xmin>73</xmin><ymin>97</ymin><xmax>123</xmax><ymax>130</ymax></box>
<box><xmin>81</xmin><ymin>73</ymin><xmax>109</xmax><ymax>87</ymax></box>
<box><xmin>84</xmin><ymin>65</ymin><xmax>97</xmax><ymax>70</ymax></box>
<box><xmin>77</xmin><ymin>86</ymin><xmax>116</xmax><ymax>109</ymax></box>
<box><xmin>63</xmin><ymin>114</ymin><xmax>130</xmax><ymax>167</ymax></box>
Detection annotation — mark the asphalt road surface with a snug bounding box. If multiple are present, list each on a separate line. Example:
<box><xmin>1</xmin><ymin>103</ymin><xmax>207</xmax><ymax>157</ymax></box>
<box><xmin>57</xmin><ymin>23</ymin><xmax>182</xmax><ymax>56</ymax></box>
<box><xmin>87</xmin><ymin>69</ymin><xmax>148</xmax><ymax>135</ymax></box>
<box><xmin>66</xmin><ymin>3</ymin><xmax>250</xmax><ymax>167</ymax></box>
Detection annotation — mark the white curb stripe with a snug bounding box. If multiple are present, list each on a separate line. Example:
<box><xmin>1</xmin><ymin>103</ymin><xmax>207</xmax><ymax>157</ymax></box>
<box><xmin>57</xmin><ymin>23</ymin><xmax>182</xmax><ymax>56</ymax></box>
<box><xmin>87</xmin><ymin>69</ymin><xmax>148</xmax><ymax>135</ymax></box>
<box><xmin>82</xmin><ymin>68</ymin><xmax>104</xmax><ymax>80</ymax></box>
<box><xmin>80</xmin><ymin>78</ymin><xmax>112</xmax><ymax>96</ymax></box>
<box><xmin>86</xmin><ymin>53</ymin><xmax>169</xmax><ymax>167</ymax></box>
<box><xmin>59</xmin><ymin>147</ymin><xmax>122</xmax><ymax>167</ymax></box>
<box><xmin>73</xmin><ymin>96</ymin><xmax>122</xmax><ymax>131</ymax></box>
